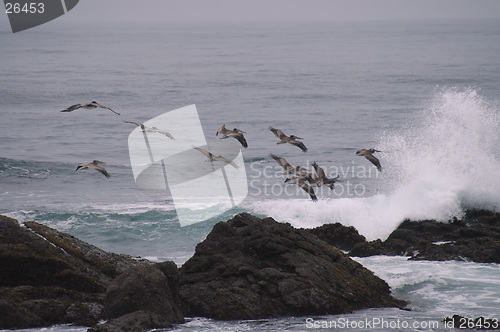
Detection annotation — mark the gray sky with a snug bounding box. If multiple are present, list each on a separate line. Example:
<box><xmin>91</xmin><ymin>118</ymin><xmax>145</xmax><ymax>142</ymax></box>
<box><xmin>1</xmin><ymin>0</ymin><xmax>500</xmax><ymax>30</ymax></box>
<box><xmin>74</xmin><ymin>0</ymin><xmax>500</xmax><ymax>22</ymax></box>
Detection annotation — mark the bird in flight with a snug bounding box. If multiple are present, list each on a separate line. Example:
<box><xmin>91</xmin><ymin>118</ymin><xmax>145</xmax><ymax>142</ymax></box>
<box><xmin>124</xmin><ymin>121</ymin><xmax>174</xmax><ymax>139</ymax></box>
<box><xmin>193</xmin><ymin>146</ymin><xmax>239</xmax><ymax>168</ymax></box>
<box><xmin>269</xmin><ymin>126</ymin><xmax>307</xmax><ymax>152</ymax></box>
<box><xmin>284</xmin><ymin>176</ymin><xmax>318</xmax><ymax>202</ymax></box>
<box><xmin>311</xmin><ymin>161</ymin><xmax>341</xmax><ymax>190</ymax></box>
<box><xmin>270</xmin><ymin>153</ymin><xmax>311</xmax><ymax>179</ymax></box>
<box><xmin>216</xmin><ymin>124</ymin><xmax>248</xmax><ymax>148</ymax></box>
<box><xmin>75</xmin><ymin>160</ymin><xmax>110</xmax><ymax>178</ymax></box>
<box><xmin>356</xmin><ymin>148</ymin><xmax>382</xmax><ymax>172</ymax></box>
<box><xmin>61</xmin><ymin>101</ymin><xmax>120</xmax><ymax>115</ymax></box>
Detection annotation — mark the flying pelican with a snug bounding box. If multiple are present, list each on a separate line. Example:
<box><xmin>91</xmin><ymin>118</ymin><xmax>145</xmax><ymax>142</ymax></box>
<box><xmin>216</xmin><ymin>124</ymin><xmax>248</xmax><ymax>148</ymax></box>
<box><xmin>269</xmin><ymin>127</ymin><xmax>307</xmax><ymax>152</ymax></box>
<box><xmin>270</xmin><ymin>153</ymin><xmax>312</xmax><ymax>179</ymax></box>
<box><xmin>356</xmin><ymin>148</ymin><xmax>382</xmax><ymax>172</ymax></box>
<box><xmin>194</xmin><ymin>146</ymin><xmax>239</xmax><ymax>168</ymax></box>
<box><xmin>61</xmin><ymin>101</ymin><xmax>120</xmax><ymax>115</ymax></box>
<box><xmin>75</xmin><ymin>160</ymin><xmax>110</xmax><ymax>178</ymax></box>
<box><xmin>124</xmin><ymin>121</ymin><xmax>174</xmax><ymax>139</ymax></box>
<box><xmin>311</xmin><ymin>161</ymin><xmax>340</xmax><ymax>190</ymax></box>
<box><xmin>284</xmin><ymin>176</ymin><xmax>318</xmax><ymax>202</ymax></box>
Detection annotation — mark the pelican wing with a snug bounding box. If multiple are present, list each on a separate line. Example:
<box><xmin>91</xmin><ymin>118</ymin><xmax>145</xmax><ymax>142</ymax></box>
<box><xmin>227</xmin><ymin>132</ymin><xmax>248</xmax><ymax>148</ymax></box>
<box><xmin>269</xmin><ymin>127</ymin><xmax>286</xmax><ymax>139</ymax></box>
<box><xmin>297</xmin><ymin>179</ymin><xmax>318</xmax><ymax>202</ymax></box>
<box><xmin>124</xmin><ymin>120</ymin><xmax>143</xmax><ymax>127</ymax></box>
<box><xmin>286</xmin><ymin>177</ymin><xmax>318</xmax><ymax>201</ymax></box>
<box><xmin>290</xmin><ymin>139</ymin><xmax>307</xmax><ymax>152</ymax></box>
<box><xmin>364</xmin><ymin>154</ymin><xmax>382</xmax><ymax>171</ymax></box>
<box><xmin>194</xmin><ymin>146</ymin><xmax>212</xmax><ymax>158</ymax></box>
<box><xmin>270</xmin><ymin>154</ymin><xmax>291</xmax><ymax>170</ymax></box>
<box><xmin>93</xmin><ymin>165</ymin><xmax>111</xmax><ymax>178</ymax></box>
<box><xmin>76</xmin><ymin>161</ymin><xmax>110</xmax><ymax>178</ymax></box>
<box><xmin>312</xmin><ymin>162</ymin><xmax>326</xmax><ymax>180</ymax></box>
<box><xmin>92</xmin><ymin>102</ymin><xmax>120</xmax><ymax>115</ymax></box>
<box><xmin>61</xmin><ymin>104</ymin><xmax>84</xmax><ymax>112</ymax></box>
<box><xmin>150</xmin><ymin>127</ymin><xmax>174</xmax><ymax>139</ymax></box>
<box><xmin>216</xmin><ymin>155</ymin><xmax>239</xmax><ymax>169</ymax></box>
<box><xmin>158</xmin><ymin>130</ymin><xmax>174</xmax><ymax>139</ymax></box>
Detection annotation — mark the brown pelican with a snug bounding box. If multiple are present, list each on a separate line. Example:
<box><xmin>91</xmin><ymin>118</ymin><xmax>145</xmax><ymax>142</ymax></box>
<box><xmin>270</xmin><ymin>153</ymin><xmax>312</xmax><ymax>179</ymax></box>
<box><xmin>311</xmin><ymin>161</ymin><xmax>340</xmax><ymax>190</ymax></box>
<box><xmin>356</xmin><ymin>148</ymin><xmax>382</xmax><ymax>171</ymax></box>
<box><xmin>216</xmin><ymin>124</ymin><xmax>248</xmax><ymax>148</ymax></box>
<box><xmin>269</xmin><ymin>127</ymin><xmax>307</xmax><ymax>152</ymax></box>
<box><xmin>194</xmin><ymin>146</ymin><xmax>239</xmax><ymax>168</ymax></box>
<box><xmin>61</xmin><ymin>101</ymin><xmax>120</xmax><ymax>115</ymax></box>
<box><xmin>124</xmin><ymin>121</ymin><xmax>174</xmax><ymax>139</ymax></box>
<box><xmin>75</xmin><ymin>160</ymin><xmax>110</xmax><ymax>178</ymax></box>
<box><xmin>284</xmin><ymin>176</ymin><xmax>318</xmax><ymax>201</ymax></box>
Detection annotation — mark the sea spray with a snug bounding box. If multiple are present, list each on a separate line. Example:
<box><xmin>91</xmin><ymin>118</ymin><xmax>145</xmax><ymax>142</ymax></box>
<box><xmin>251</xmin><ymin>88</ymin><xmax>500</xmax><ymax>241</ymax></box>
<box><xmin>381</xmin><ymin>87</ymin><xmax>500</xmax><ymax>214</ymax></box>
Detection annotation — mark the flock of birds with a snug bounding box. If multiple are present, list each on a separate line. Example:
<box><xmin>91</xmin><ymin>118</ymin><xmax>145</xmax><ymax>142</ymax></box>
<box><xmin>215</xmin><ymin>124</ymin><xmax>382</xmax><ymax>201</ymax></box>
<box><xmin>62</xmin><ymin>101</ymin><xmax>383</xmax><ymax>201</ymax></box>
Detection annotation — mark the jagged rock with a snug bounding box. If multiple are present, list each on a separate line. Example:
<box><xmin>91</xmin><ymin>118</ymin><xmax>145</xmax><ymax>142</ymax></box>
<box><xmin>306</xmin><ymin>222</ymin><xmax>366</xmax><ymax>251</ymax></box>
<box><xmin>179</xmin><ymin>213</ymin><xmax>406</xmax><ymax>320</ymax></box>
<box><xmin>0</xmin><ymin>215</ymin><xmax>139</xmax><ymax>329</ymax></box>
<box><xmin>348</xmin><ymin>210</ymin><xmax>500</xmax><ymax>263</ymax></box>
<box><xmin>103</xmin><ymin>263</ymin><xmax>184</xmax><ymax>323</ymax></box>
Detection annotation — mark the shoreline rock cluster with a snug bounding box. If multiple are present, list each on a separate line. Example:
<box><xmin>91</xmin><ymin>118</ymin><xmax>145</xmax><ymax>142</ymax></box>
<box><xmin>179</xmin><ymin>213</ymin><xmax>405</xmax><ymax>320</ymax></box>
<box><xmin>306</xmin><ymin>209</ymin><xmax>500</xmax><ymax>263</ymax></box>
<box><xmin>1</xmin><ymin>209</ymin><xmax>498</xmax><ymax>330</ymax></box>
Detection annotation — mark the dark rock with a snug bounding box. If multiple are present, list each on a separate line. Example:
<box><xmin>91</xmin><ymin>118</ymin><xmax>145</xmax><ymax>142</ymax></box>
<box><xmin>0</xmin><ymin>298</ymin><xmax>41</xmax><ymax>329</ymax></box>
<box><xmin>348</xmin><ymin>240</ymin><xmax>383</xmax><ymax>257</ymax></box>
<box><xmin>179</xmin><ymin>213</ymin><xmax>405</xmax><ymax>320</ymax></box>
<box><xmin>306</xmin><ymin>222</ymin><xmax>366</xmax><ymax>251</ymax></box>
<box><xmin>154</xmin><ymin>261</ymin><xmax>182</xmax><ymax>306</ymax></box>
<box><xmin>87</xmin><ymin>310</ymin><xmax>174</xmax><ymax>332</ymax></box>
<box><xmin>0</xmin><ymin>215</ymin><xmax>139</xmax><ymax>329</ymax></box>
<box><xmin>103</xmin><ymin>263</ymin><xmax>184</xmax><ymax>324</ymax></box>
<box><xmin>347</xmin><ymin>210</ymin><xmax>500</xmax><ymax>263</ymax></box>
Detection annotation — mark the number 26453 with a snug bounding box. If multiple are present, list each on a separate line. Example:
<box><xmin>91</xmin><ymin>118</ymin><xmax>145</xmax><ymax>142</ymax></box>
<box><xmin>5</xmin><ymin>3</ymin><xmax>45</xmax><ymax>14</ymax></box>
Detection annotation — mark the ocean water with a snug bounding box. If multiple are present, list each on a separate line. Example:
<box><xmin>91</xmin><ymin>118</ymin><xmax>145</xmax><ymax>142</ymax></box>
<box><xmin>1</xmin><ymin>18</ymin><xmax>500</xmax><ymax>331</ymax></box>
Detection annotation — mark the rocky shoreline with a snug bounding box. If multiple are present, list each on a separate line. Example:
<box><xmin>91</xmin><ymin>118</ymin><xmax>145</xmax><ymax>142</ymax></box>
<box><xmin>307</xmin><ymin>209</ymin><xmax>500</xmax><ymax>263</ymax></box>
<box><xmin>1</xmin><ymin>209</ymin><xmax>498</xmax><ymax>330</ymax></box>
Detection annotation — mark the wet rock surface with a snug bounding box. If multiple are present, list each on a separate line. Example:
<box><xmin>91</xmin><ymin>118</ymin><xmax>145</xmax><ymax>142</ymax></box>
<box><xmin>179</xmin><ymin>213</ymin><xmax>406</xmax><ymax>320</ymax></box>
<box><xmin>10</xmin><ymin>209</ymin><xmax>494</xmax><ymax>330</ymax></box>
<box><xmin>314</xmin><ymin>210</ymin><xmax>500</xmax><ymax>263</ymax></box>
<box><xmin>0</xmin><ymin>215</ymin><xmax>140</xmax><ymax>329</ymax></box>
<box><xmin>306</xmin><ymin>222</ymin><xmax>366</xmax><ymax>251</ymax></box>
<box><xmin>96</xmin><ymin>262</ymin><xmax>184</xmax><ymax>330</ymax></box>
<box><xmin>0</xmin><ymin>215</ymin><xmax>182</xmax><ymax>331</ymax></box>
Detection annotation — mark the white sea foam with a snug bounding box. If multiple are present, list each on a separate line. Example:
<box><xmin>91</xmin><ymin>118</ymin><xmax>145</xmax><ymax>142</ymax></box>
<box><xmin>357</xmin><ymin>256</ymin><xmax>500</xmax><ymax>316</ymax></box>
<box><xmin>251</xmin><ymin>88</ymin><xmax>500</xmax><ymax>240</ymax></box>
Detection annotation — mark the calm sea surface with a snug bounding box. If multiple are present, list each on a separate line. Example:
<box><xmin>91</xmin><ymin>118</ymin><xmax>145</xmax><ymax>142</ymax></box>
<box><xmin>1</xmin><ymin>18</ymin><xmax>500</xmax><ymax>331</ymax></box>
